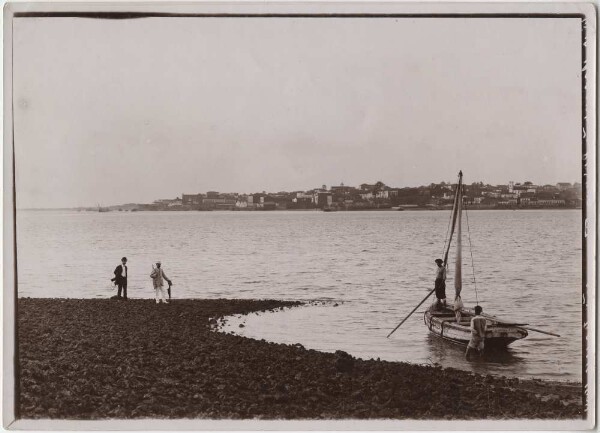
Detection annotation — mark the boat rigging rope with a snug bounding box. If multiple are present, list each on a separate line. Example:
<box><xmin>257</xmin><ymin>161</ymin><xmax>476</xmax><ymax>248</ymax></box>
<box><xmin>464</xmin><ymin>201</ymin><xmax>479</xmax><ymax>305</ymax></box>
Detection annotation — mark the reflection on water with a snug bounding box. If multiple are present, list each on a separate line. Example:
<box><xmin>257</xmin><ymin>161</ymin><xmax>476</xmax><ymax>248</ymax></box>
<box><xmin>424</xmin><ymin>334</ymin><xmax>527</xmax><ymax>370</ymax></box>
<box><xmin>18</xmin><ymin>209</ymin><xmax>582</xmax><ymax>381</ymax></box>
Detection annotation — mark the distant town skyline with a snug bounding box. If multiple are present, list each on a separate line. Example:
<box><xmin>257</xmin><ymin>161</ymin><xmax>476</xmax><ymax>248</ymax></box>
<box><xmin>19</xmin><ymin>177</ymin><xmax>583</xmax><ymax>210</ymax></box>
<box><xmin>13</xmin><ymin>17</ymin><xmax>582</xmax><ymax>208</ymax></box>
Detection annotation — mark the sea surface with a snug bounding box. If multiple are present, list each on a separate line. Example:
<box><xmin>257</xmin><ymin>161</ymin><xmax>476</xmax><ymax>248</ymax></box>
<box><xmin>16</xmin><ymin>209</ymin><xmax>583</xmax><ymax>381</ymax></box>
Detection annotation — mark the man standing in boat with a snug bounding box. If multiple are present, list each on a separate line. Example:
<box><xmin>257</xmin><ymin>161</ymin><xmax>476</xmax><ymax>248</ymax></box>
<box><xmin>465</xmin><ymin>305</ymin><xmax>487</xmax><ymax>360</ymax></box>
<box><xmin>434</xmin><ymin>258</ymin><xmax>446</xmax><ymax>308</ymax></box>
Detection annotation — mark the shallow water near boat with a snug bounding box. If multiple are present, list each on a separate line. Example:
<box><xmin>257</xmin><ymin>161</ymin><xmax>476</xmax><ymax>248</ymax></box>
<box><xmin>221</xmin><ymin>302</ymin><xmax>576</xmax><ymax>381</ymax></box>
<box><xmin>17</xmin><ymin>209</ymin><xmax>582</xmax><ymax>381</ymax></box>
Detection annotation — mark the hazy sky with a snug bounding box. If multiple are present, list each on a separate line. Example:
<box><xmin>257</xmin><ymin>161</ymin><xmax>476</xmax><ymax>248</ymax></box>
<box><xmin>13</xmin><ymin>17</ymin><xmax>582</xmax><ymax>208</ymax></box>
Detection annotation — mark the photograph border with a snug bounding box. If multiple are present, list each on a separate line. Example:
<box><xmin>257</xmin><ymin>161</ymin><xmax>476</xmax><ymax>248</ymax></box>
<box><xmin>3</xmin><ymin>2</ymin><xmax>596</xmax><ymax>430</ymax></box>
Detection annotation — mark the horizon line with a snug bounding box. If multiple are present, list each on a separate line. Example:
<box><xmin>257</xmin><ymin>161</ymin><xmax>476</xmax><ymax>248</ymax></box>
<box><xmin>16</xmin><ymin>178</ymin><xmax>583</xmax><ymax>211</ymax></box>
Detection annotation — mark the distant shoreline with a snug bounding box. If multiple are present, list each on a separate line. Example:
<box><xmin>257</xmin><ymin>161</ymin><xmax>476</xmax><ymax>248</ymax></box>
<box><xmin>18</xmin><ymin>298</ymin><xmax>583</xmax><ymax>419</ymax></box>
<box><xmin>18</xmin><ymin>207</ymin><xmax>583</xmax><ymax>212</ymax></box>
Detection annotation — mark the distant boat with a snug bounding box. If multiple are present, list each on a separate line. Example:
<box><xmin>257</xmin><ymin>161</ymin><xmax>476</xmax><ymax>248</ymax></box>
<box><xmin>391</xmin><ymin>206</ymin><xmax>405</xmax><ymax>211</ymax></box>
<box><xmin>423</xmin><ymin>171</ymin><xmax>529</xmax><ymax>350</ymax></box>
<box><xmin>322</xmin><ymin>207</ymin><xmax>337</xmax><ymax>212</ymax></box>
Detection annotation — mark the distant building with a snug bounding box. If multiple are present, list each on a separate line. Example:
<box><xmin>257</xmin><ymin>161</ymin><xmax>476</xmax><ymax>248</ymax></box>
<box><xmin>250</xmin><ymin>193</ymin><xmax>276</xmax><ymax>210</ymax></box>
<box><xmin>316</xmin><ymin>192</ymin><xmax>333</xmax><ymax>208</ymax></box>
<box><xmin>182</xmin><ymin>194</ymin><xmax>202</xmax><ymax>206</ymax></box>
<box><xmin>167</xmin><ymin>198</ymin><xmax>183</xmax><ymax>207</ymax></box>
<box><xmin>542</xmin><ymin>184</ymin><xmax>558</xmax><ymax>192</ymax></box>
<box><xmin>153</xmin><ymin>198</ymin><xmax>182</xmax><ymax>208</ymax></box>
<box><xmin>203</xmin><ymin>197</ymin><xmax>231</xmax><ymax>205</ymax></box>
<box><xmin>556</xmin><ymin>183</ymin><xmax>572</xmax><ymax>191</ymax></box>
<box><xmin>215</xmin><ymin>202</ymin><xmax>236</xmax><ymax>210</ymax></box>
<box><xmin>536</xmin><ymin>199</ymin><xmax>566</xmax><ymax>207</ymax></box>
<box><xmin>296</xmin><ymin>192</ymin><xmax>313</xmax><ymax>200</ymax></box>
<box><xmin>360</xmin><ymin>183</ymin><xmax>376</xmax><ymax>191</ymax></box>
<box><xmin>376</xmin><ymin>189</ymin><xmax>390</xmax><ymax>199</ymax></box>
<box><xmin>236</xmin><ymin>195</ymin><xmax>252</xmax><ymax>208</ymax></box>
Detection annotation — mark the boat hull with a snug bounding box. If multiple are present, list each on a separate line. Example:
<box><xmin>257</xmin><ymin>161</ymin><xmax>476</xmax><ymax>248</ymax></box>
<box><xmin>423</xmin><ymin>309</ymin><xmax>528</xmax><ymax>350</ymax></box>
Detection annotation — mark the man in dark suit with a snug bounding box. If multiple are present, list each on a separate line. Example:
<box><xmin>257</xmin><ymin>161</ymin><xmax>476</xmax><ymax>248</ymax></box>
<box><xmin>113</xmin><ymin>257</ymin><xmax>128</xmax><ymax>300</ymax></box>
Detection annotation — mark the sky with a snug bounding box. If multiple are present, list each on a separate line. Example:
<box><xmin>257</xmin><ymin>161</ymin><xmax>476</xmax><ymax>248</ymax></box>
<box><xmin>12</xmin><ymin>16</ymin><xmax>582</xmax><ymax>208</ymax></box>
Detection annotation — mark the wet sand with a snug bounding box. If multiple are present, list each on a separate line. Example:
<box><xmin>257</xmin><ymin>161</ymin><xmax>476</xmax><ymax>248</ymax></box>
<box><xmin>17</xmin><ymin>298</ymin><xmax>583</xmax><ymax>419</ymax></box>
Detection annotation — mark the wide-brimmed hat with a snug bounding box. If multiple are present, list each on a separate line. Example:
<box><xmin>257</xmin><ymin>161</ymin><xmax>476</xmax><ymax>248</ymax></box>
<box><xmin>434</xmin><ymin>259</ymin><xmax>443</xmax><ymax>264</ymax></box>
<box><xmin>156</xmin><ymin>261</ymin><xmax>161</xmax><ymax>265</ymax></box>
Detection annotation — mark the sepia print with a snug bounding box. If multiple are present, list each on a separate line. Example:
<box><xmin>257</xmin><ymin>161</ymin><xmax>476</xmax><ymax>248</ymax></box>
<box><xmin>3</xmin><ymin>1</ymin><xmax>596</xmax><ymax>430</ymax></box>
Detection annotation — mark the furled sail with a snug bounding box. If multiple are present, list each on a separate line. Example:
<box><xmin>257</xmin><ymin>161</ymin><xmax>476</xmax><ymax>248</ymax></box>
<box><xmin>443</xmin><ymin>174</ymin><xmax>462</xmax><ymax>267</ymax></box>
<box><xmin>444</xmin><ymin>171</ymin><xmax>464</xmax><ymax>313</ymax></box>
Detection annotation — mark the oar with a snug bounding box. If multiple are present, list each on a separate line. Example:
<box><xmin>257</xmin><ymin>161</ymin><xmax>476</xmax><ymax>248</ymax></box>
<box><xmin>387</xmin><ymin>289</ymin><xmax>435</xmax><ymax>338</ymax></box>
<box><xmin>519</xmin><ymin>326</ymin><xmax>560</xmax><ymax>338</ymax></box>
<box><xmin>471</xmin><ymin>310</ymin><xmax>560</xmax><ymax>337</ymax></box>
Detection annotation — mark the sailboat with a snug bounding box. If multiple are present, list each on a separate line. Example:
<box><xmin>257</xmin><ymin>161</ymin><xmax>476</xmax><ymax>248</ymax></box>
<box><xmin>423</xmin><ymin>171</ymin><xmax>528</xmax><ymax>350</ymax></box>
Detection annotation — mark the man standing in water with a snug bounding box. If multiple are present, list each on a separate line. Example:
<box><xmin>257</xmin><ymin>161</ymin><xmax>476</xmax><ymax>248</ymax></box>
<box><xmin>112</xmin><ymin>257</ymin><xmax>128</xmax><ymax>300</ymax></box>
<box><xmin>151</xmin><ymin>261</ymin><xmax>172</xmax><ymax>304</ymax></box>
<box><xmin>434</xmin><ymin>258</ymin><xmax>446</xmax><ymax>308</ymax></box>
<box><xmin>465</xmin><ymin>305</ymin><xmax>487</xmax><ymax>361</ymax></box>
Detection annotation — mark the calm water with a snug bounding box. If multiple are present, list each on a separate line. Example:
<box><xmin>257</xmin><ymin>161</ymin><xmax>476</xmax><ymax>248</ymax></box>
<box><xmin>17</xmin><ymin>209</ymin><xmax>583</xmax><ymax>381</ymax></box>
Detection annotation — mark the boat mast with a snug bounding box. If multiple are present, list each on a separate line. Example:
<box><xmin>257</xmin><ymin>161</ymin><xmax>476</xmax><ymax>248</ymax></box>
<box><xmin>455</xmin><ymin>171</ymin><xmax>463</xmax><ymax>299</ymax></box>
<box><xmin>386</xmin><ymin>171</ymin><xmax>463</xmax><ymax>339</ymax></box>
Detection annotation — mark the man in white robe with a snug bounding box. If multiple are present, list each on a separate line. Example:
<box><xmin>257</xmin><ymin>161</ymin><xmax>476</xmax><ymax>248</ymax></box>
<box><xmin>150</xmin><ymin>261</ymin><xmax>172</xmax><ymax>304</ymax></box>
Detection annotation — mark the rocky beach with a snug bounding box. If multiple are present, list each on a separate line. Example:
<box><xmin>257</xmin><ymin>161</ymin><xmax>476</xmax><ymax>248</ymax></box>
<box><xmin>17</xmin><ymin>298</ymin><xmax>583</xmax><ymax>420</ymax></box>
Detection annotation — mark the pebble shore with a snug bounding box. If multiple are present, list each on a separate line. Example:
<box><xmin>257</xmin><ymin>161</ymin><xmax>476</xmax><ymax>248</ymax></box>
<box><xmin>17</xmin><ymin>298</ymin><xmax>583</xmax><ymax>419</ymax></box>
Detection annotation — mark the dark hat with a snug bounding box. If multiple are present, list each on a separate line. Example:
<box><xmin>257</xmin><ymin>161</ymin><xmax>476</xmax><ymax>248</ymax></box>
<box><xmin>434</xmin><ymin>258</ymin><xmax>443</xmax><ymax>264</ymax></box>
